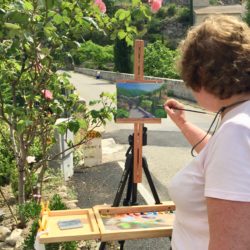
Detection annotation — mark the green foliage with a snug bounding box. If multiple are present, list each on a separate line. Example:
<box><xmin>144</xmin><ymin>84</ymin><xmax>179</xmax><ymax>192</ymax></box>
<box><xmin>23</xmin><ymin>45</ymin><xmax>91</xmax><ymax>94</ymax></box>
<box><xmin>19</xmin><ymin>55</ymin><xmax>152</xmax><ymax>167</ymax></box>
<box><xmin>73</xmin><ymin>41</ymin><xmax>114</xmax><ymax>70</ymax></box>
<box><xmin>21</xmin><ymin>201</ymin><xmax>41</xmax><ymax>249</ymax></box>
<box><xmin>49</xmin><ymin>194</ymin><xmax>67</xmax><ymax>210</ymax></box>
<box><xmin>11</xmin><ymin>169</ymin><xmax>37</xmax><ymax>199</ymax></box>
<box><xmin>46</xmin><ymin>241</ymin><xmax>78</xmax><ymax>250</ymax></box>
<box><xmin>209</xmin><ymin>0</ymin><xmax>219</xmax><ymax>5</ymax></box>
<box><xmin>114</xmin><ymin>38</ymin><xmax>133</xmax><ymax>73</ymax></box>
<box><xmin>0</xmin><ymin>122</ymin><xmax>15</xmax><ymax>186</ymax></box>
<box><xmin>143</xmin><ymin>3</ymin><xmax>189</xmax><ymax>45</ymax></box>
<box><xmin>23</xmin><ymin>218</ymin><xmax>39</xmax><ymax>250</ymax></box>
<box><xmin>166</xmin><ymin>4</ymin><xmax>177</xmax><ymax>17</ymax></box>
<box><xmin>0</xmin><ymin>0</ymin><xmax>121</xmax><ymax>212</ymax></box>
<box><xmin>144</xmin><ymin>41</ymin><xmax>180</xmax><ymax>79</ymax></box>
<box><xmin>18</xmin><ymin>200</ymin><xmax>41</xmax><ymax>223</ymax></box>
<box><xmin>243</xmin><ymin>0</ymin><xmax>250</xmax><ymax>26</ymax></box>
<box><xmin>176</xmin><ymin>6</ymin><xmax>190</xmax><ymax>24</ymax></box>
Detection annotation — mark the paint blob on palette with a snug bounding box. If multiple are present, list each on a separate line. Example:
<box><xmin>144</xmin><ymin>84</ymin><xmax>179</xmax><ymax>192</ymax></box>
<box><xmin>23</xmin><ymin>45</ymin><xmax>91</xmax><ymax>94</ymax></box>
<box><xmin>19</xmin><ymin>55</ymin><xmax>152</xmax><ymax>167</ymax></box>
<box><xmin>101</xmin><ymin>212</ymin><xmax>171</xmax><ymax>230</ymax></box>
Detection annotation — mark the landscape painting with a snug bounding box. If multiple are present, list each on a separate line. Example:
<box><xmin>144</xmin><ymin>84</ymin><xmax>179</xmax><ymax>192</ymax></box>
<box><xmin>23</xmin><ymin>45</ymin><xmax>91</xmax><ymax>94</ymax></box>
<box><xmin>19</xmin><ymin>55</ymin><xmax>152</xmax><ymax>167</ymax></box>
<box><xmin>116</xmin><ymin>82</ymin><xmax>168</xmax><ymax>119</ymax></box>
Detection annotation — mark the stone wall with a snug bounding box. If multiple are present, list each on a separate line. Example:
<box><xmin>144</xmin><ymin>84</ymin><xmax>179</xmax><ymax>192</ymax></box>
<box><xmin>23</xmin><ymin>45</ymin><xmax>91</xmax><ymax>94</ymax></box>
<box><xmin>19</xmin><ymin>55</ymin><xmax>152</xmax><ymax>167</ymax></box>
<box><xmin>74</xmin><ymin>67</ymin><xmax>195</xmax><ymax>102</ymax></box>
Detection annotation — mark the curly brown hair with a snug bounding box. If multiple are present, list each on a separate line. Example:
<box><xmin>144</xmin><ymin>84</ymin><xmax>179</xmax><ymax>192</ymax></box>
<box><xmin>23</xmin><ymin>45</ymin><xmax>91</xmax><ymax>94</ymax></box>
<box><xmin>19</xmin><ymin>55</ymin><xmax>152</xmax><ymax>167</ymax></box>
<box><xmin>178</xmin><ymin>15</ymin><xmax>250</xmax><ymax>99</ymax></box>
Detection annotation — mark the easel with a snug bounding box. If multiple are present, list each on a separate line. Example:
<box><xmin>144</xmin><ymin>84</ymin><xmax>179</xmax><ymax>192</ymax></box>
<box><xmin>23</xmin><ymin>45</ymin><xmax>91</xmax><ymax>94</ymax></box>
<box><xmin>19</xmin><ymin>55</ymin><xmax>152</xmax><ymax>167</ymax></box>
<box><xmin>36</xmin><ymin>41</ymin><xmax>174</xmax><ymax>250</ymax></box>
<box><xmin>99</xmin><ymin>40</ymin><xmax>164</xmax><ymax>250</ymax></box>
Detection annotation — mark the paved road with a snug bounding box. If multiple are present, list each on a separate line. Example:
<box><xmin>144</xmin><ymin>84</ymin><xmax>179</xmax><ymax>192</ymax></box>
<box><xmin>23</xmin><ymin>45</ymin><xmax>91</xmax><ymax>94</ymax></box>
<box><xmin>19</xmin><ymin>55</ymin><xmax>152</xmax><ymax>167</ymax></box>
<box><xmin>68</xmin><ymin>71</ymin><xmax>214</xmax><ymax>202</ymax></box>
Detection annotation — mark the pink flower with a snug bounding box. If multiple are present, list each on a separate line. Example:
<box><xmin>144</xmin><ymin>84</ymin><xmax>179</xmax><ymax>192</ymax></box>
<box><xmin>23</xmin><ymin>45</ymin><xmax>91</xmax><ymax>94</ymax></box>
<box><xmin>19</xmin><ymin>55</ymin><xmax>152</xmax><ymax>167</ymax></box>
<box><xmin>94</xmin><ymin>0</ymin><xmax>106</xmax><ymax>13</ymax></box>
<box><xmin>41</xmin><ymin>89</ymin><xmax>53</xmax><ymax>100</ymax></box>
<box><xmin>149</xmin><ymin>0</ymin><xmax>162</xmax><ymax>13</ymax></box>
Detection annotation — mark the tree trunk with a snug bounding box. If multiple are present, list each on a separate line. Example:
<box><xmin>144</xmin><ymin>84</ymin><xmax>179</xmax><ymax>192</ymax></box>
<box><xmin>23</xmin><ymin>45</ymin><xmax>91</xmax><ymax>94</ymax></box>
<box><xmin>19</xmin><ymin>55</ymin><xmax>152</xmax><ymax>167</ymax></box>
<box><xmin>18</xmin><ymin>161</ymin><xmax>26</xmax><ymax>227</ymax></box>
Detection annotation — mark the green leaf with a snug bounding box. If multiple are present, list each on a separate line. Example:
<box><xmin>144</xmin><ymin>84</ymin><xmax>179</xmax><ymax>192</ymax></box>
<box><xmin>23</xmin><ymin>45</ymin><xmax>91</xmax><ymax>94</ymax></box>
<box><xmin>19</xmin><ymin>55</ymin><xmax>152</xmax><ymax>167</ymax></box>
<box><xmin>53</xmin><ymin>14</ymin><xmax>63</xmax><ymax>25</ymax></box>
<box><xmin>132</xmin><ymin>0</ymin><xmax>140</xmax><ymax>7</ymax></box>
<box><xmin>118</xmin><ymin>30</ymin><xmax>126</xmax><ymax>40</ymax></box>
<box><xmin>62</xmin><ymin>16</ymin><xmax>70</xmax><ymax>24</ymax></box>
<box><xmin>78</xmin><ymin>119</ymin><xmax>88</xmax><ymax>130</ymax></box>
<box><xmin>16</xmin><ymin>120</ymin><xmax>32</xmax><ymax>133</ymax></box>
<box><xmin>56</xmin><ymin>123</ymin><xmax>67</xmax><ymax>135</ymax></box>
<box><xmin>117</xmin><ymin>10</ymin><xmax>130</xmax><ymax>21</ymax></box>
<box><xmin>83</xmin><ymin>17</ymin><xmax>101</xmax><ymax>32</ymax></box>
<box><xmin>90</xmin><ymin>110</ymin><xmax>99</xmax><ymax>119</ymax></box>
<box><xmin>68</xmin><ymin>120</ymin><xmax>80</xmax><ymax>134</ymax></box>
<box><xmin>23</xmin><ymin>1</ymin><xmax>34</xmax><ymax>11</ymax></box>
<box><xmin>125</xmin><ymin>36</ymin><xmax>134</xmax><ymax>47</ymax></box>
<box><xmin>4</xmin><ymin>22</ymin><xmax>21</xmax><ymax>30</ymax></box>
<box><xmin>89</xmin><ymin>100</ymin><xmax>100</xmax><ymax>106</ymax></box>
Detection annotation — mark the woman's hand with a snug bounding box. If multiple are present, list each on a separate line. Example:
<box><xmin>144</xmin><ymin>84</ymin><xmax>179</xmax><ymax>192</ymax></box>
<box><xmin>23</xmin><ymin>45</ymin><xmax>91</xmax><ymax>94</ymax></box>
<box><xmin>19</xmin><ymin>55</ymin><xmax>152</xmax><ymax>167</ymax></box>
<box><xmin>164</xmin><ymin>99</ymin><xmax>187</xmax><ymax>130</ymax></box>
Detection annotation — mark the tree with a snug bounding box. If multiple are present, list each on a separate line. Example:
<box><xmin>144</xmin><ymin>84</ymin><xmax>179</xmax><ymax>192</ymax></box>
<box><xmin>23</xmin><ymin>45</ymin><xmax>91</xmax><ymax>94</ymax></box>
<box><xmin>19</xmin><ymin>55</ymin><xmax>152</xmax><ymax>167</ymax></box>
<box><xmin>0</xmin><ymin>0</ymin><xmax>156</xmax><ymax>227</ymax></box>
<box><xmin>114</xmin><ymin>38</ymin><xmax>133</xmax><ymax>73</ymax></box>
<box><xmin>0</xmin><ymin>0</ymin><xmax>115</xmax><ymax>226</ymax></box>
<box><xmin>144</xmin><ymin>40</ymin><xmax>179</xmax><ymax>79</ymax></box>
<box><xmin>111</xmin><ymin>0</ymin><xmax>155</xmax><ymax>73</ymax></box>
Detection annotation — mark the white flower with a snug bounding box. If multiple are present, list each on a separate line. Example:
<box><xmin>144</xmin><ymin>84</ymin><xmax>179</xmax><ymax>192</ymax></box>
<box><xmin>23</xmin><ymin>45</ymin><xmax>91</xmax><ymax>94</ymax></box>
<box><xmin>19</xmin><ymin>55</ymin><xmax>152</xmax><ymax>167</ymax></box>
<box><xmin>26</xmin><ymin>156</ymin><xmax>36</xmax><ymax>164</ymax></box>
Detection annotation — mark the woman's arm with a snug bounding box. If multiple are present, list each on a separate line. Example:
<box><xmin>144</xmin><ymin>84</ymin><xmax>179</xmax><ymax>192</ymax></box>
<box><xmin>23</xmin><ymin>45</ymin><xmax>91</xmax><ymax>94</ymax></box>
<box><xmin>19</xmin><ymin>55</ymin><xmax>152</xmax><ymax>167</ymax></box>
<box><xmin>207</xmin><ymin>198</ymin><xmax>250</xmax><ymax>250</ymax></box>
<box><xmin>164</xmin><ymin>99</ymin><xmax>210</xmax><ymax>153</ymax></box>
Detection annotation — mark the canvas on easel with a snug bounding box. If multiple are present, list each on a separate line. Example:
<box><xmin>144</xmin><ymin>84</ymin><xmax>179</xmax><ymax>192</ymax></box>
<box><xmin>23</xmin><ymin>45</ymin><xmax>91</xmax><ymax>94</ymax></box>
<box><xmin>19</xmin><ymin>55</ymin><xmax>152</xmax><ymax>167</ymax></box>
<box><xmin>116</xmin><ymin>81</ymin><xmax>168</xmax><ymax>121</ymax></box>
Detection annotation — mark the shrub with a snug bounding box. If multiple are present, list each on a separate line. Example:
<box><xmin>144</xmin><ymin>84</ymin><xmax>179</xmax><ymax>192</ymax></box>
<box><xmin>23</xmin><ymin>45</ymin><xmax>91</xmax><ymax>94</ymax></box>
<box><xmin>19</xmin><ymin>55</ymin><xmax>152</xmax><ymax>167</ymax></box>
<box><xmin>49</xmin><ymin>194</ymin><xmax>67</xmax><ymax>210</ymax></box>
<box><xmin>0</xmin><ymin>123</ymin><xmax>15</xmax><ymax>186</ymax></box>
<box><xmin>176</xmin><ymin>7</ymin><xmax>190</xmax><ymax>24</ymax></box>
<box><xmin>73</xmin><ymin>41</ymin><xmax>114</xmax><ymax>70</ymax></box>
<box><xmin>18</xmin><ymin>200</ymin><xmax>41</xmax><ymax>223</ymax></box>
<box><xmin>23</xmin><ymin>218</ymin><xmax>40</xmax><ymax>250</ymax></box>
<box><xmin>114</xmin><ymin>38</ymin><xmax>133</xmax><ymax>73</ymax></box>
<box><xmin>144</xmin><ymin>41</ymin><xmax>180</xmax><ymax>79</ymax></box>
<box><xmin>167</xmin><ymin>3</ymin><xmax>177</xmax><ymax>17</ymax></box>
<box><xmin>11</xmin><ymin>169</ymin><xmax>37</xmax><ymax>200</ymax></box>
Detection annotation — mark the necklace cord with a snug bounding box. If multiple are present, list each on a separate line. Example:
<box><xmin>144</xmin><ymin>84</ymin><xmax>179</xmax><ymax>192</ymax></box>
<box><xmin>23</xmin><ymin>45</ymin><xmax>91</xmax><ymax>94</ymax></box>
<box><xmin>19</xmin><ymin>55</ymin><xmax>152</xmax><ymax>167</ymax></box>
<box><xmin>190</xmin><ymin>100</ymin><xmax>248</xmax><ymax>157</ymax></box>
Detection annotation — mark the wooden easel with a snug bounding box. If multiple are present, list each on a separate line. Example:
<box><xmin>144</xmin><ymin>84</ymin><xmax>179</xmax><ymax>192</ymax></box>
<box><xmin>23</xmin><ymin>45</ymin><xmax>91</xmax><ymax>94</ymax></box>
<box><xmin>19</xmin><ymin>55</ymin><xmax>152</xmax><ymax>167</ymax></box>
<box><xmin>36</xmin><ymin>41</ymin><xmax>175</xmax><ymax>250</ymax></box>
<box><xmin>116</xmin><ymin>40</ymin><xmax>162</xmax><ymax>184</ymax></box>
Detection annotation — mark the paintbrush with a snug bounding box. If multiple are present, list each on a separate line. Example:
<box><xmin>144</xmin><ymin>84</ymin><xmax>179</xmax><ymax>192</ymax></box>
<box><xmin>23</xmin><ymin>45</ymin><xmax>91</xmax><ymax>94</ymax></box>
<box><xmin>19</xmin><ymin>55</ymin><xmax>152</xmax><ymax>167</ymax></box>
<box><xmin>158</xmin><ymin>105</ymin><xmax>209</xmax><ymax>114</ymax></box>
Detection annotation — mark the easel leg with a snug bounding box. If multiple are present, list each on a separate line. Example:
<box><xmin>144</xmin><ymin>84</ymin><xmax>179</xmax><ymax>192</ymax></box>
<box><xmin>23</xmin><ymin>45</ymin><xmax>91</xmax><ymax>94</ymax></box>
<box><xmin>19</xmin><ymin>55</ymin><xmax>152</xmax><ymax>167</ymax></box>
<box><xmin>113</xmin><ymin>153</ymin><xmax>133</xmax><ymax>207</ymax></box>
<box><xmin>123</xmin><ymin>163</ymin><xmax>138</xmax><ymax>206</ymax></box>
<box><xmin>142</xmin><ymin>156</ymin><xmax>161</xmax><ymax>204</ymax></box>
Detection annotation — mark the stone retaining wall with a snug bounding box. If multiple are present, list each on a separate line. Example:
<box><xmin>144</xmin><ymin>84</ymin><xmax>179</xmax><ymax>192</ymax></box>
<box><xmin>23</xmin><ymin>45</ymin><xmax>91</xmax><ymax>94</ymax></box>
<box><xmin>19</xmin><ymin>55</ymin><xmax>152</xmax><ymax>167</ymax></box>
<box><xmin>74</xmin><ymin>67</ymin><xmax>195</xmax><ymax>102</ymax></box>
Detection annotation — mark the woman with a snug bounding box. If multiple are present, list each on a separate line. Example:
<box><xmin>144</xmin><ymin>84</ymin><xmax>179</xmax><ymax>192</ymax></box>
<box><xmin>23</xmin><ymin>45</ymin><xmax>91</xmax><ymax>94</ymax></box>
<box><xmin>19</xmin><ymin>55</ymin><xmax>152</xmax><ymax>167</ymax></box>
<box><xmin>164</xmin><ymin>15</ymin><xmax>250</xmax><ymax>249</ymax></box>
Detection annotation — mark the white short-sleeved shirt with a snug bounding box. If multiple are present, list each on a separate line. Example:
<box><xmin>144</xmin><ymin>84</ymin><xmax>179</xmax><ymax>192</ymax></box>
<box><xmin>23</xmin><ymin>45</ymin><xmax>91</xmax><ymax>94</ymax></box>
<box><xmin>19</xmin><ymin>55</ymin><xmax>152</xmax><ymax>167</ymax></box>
<box><xmin>168</xmin><ymin>101</ymin><xmax>250</xmax><ymax>250</ymax></box>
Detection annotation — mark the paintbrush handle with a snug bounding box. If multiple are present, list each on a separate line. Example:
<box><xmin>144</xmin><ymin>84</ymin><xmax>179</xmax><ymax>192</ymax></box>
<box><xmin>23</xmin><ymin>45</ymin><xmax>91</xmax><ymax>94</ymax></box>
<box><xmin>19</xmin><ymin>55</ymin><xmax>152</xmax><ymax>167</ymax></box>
<box><xmin>172</xmin><ymin>107</ymin><xmax>208</xmax><ymax>114</ymax></box>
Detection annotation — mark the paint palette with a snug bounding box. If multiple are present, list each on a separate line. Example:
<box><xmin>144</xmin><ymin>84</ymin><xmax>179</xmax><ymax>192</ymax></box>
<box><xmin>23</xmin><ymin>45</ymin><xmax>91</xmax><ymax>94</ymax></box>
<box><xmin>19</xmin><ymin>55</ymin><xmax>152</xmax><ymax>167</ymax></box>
<box><xmin>101</xmin><ymin>211</ymin><xmax>169</xmax><ymax>230</ymax></box>
<box><xmin>94</xmin><ymin>203</ymin><xmax>175</xmax><ymax>241</ymax></box>
<box><xmin>39</xmin><ymin>209</ymin><xmax>100</xmax><ymax>244</ymax></box>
